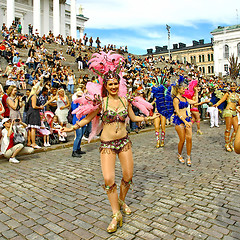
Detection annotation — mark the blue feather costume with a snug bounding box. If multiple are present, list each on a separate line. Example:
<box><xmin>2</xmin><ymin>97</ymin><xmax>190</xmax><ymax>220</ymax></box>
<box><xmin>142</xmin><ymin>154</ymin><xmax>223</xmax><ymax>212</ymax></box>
<box><xmin>152</xmin><ymin>85</ymin><xmax>174</xmax><ymax>120</ymax></box>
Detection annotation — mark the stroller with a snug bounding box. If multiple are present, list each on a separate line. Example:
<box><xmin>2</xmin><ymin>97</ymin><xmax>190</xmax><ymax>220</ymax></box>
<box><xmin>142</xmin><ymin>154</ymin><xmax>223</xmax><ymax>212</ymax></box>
<box><xmin>35</xmin><ymin>111</ymin><xmax>59</xmax><ymax>146</ymax></box>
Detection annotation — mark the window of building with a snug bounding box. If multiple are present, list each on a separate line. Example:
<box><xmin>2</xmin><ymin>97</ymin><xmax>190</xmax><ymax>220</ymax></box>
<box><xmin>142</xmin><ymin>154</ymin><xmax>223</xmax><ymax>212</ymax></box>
<box><xmin>202</xmin><ymin>67</ymin><xmax>205</xmax><ymax>74</ymax></box>
<box><xmin>208</xmin><ymin>54</ymin><xmax>210</xmax><ymax>61</ymax></box>
<box><xmin>224</xmin><ymin>45</ymin><xmax>229</xmax><ymax>59</ymax></box>
<box><xmin>211</xmin><ymin>54</ymin><xmax>214</xmax><ymax>61</ymax></box>
<box><xmin>199</xmin><ymin>55</ymin><xmax>201</xmax><ymax>62</ymax></box>
<box><xmin>202</xmin><ymin>55</ymin><xmax>205</xmax><ymax>62</ymax></box>
<box><xmin>199</xmin><ymin>67</ymin><xmax>201</xmax><ymax>72</ymax></box>
<box><xmin>224</xmin><ymin>64</ymin><xmax>229</xmax><ymax>72</ymax></box>
<box><xmin>183</xmin><ymin>57</ymin><xmax>186</xmax><ymax>63</ymax></box>
<box><xmin>211</xmin><ymin>66</ymin><xmax>214</xmax><ymax>73</ymax></box>
<box><xmin>238</xmin><ymin>43</ymin><xmax>240</xmax><ymax>57</ymax></box>
<box><xmin>208</xmin><ymin>66</ymin><xmax>211</xmax><ymax>74</ymax></box>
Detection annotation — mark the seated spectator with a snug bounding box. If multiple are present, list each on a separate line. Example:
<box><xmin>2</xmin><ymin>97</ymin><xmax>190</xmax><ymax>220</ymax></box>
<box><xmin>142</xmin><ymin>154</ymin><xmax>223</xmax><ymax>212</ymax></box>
<box><xmin>51</xmin><ymin>115</ymin><xmax>67</xmax><ymax>142</ymax></box>
<box><xmin>26</xmin><ymin>54</ymin><xmax>35</xmax><ymax>69</ymax></box>
<box><xmin>12</xmin><ymin>52</ymin><xmax>20</xmax><ymax>64</ymax></box>
<box><xmin>17</xmin><ymin>70</ymin><xmax>26</xmax><ymax>89</ymax></box>
<box><xmin>0</xmin><ymin>118</ymin><xmax>34</xmax><ymax>163</ymax></box>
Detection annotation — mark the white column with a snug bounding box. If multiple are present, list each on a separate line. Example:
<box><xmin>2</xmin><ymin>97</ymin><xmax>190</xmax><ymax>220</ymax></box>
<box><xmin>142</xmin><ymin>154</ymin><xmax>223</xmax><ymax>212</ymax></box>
<box><xmin>71</xmin><ymin>0</ymin><xmax>77</xmax><ymax>39</ymax></box>
<box><xmin>43</xmin><ymin>0</ymin><xmax>49</xmax><ymax>35</ymax></box>
<box><xmin>79</xmin><ymin>27</ymin><xmax>84</xmax><ymax>40</ymax></box>
<box><xmin>53</xmin><ymin>0</ymin><xmax>60</xmax><ymax>37</ymax></box>
<box><xmin>33</xmin><ymin>0</ymin><xmax>41</xmax><ymax>35</ymax></box>
<box><xmin>7</xmin><ymin>0</ymin><xmax>15</xmax><ymax>29</ymax></box>
<box><xmin>60</xmin><ymin>3</ymin><xmax>66</xmax><ymax>38</ymax></box>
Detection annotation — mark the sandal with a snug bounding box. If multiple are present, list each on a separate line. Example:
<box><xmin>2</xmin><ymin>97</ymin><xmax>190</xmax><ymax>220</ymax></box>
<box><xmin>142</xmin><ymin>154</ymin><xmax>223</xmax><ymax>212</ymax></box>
<box><xmin>186</xmin><ymin>158</ymin><xmax>191</xmax><ymax>167</ymax></box>
<box><xmin>225</xmin><ymin>144</ymin><xmax>232</xmax><ymax>152</ymax></box>
<box><xmin>107</xmin><ymin>211</ymin><xmax>122</xmax><ymax>233</ymax></box>
<box><xmin>197</xmin><ymin>130</ymin><xmax>203</xmax><ymax>135</ymax></box>
<box><xmin>119</xmin><ymin>199</ymin><xmax>131</xmax><ymax>215</ymax></box>
<box><xmin>177</xmin><ymin>154</ymin><xmax>185</xmax><ymax>164</ymax></box>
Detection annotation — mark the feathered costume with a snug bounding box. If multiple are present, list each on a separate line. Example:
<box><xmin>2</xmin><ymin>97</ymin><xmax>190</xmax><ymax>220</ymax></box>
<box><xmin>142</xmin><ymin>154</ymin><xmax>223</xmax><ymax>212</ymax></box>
<box><xmin>151</xmin><ymin>78</ymin><xmax>174</xmax><ymax>147</ymax></box>
<box><xmin>182</xmin><ymin>80</ymin><xmax>198</xmax><ymax>100</ymax></box>
<box><xmin>72</xmin><ymin>51</ymin><xmax>153</xmax><ymax>142</ymax></box>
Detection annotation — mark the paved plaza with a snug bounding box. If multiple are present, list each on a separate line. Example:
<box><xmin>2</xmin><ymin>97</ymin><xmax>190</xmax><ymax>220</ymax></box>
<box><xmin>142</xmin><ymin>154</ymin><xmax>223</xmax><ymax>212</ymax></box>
<box><xmin>0</xmin><ymin>122</ymin><xmax>240</xmax><ymax>240</ymax></box>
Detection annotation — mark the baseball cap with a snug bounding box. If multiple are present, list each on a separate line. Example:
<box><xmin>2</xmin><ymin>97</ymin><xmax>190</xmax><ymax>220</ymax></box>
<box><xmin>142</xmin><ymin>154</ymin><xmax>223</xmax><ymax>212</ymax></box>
<box><xmin>2</xmin><ymin>118</ymin><xmax>11</xmax><ymax>125</ymax></box>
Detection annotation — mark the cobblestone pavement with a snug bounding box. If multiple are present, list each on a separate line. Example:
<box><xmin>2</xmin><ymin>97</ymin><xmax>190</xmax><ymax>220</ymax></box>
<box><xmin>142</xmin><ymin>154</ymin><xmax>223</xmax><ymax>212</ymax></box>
<box><xmin>0</xmin><ymin>122</ymin><xmax>240</xmax><ymax>240</ymax></box>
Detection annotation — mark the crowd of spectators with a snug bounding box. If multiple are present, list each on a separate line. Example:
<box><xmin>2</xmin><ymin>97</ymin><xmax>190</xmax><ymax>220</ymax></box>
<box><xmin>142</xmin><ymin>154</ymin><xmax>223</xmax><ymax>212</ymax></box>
<box><xmin>0</xmin><ymin>20</ymin><xmax>238</xmax><ymax>163</ymax></box>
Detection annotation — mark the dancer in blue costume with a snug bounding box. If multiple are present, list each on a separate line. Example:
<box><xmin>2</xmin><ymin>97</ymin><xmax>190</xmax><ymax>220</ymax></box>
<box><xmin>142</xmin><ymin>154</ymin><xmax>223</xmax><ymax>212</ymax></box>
<box><xmin>169</xmin><ymin>76</ymin><xmax>197</xmax><ymax>167</ymax></box>
<box><xmin>151</xmin><ymin>76</ymin><xmax>173</xmax><ymax>147</ymax></box>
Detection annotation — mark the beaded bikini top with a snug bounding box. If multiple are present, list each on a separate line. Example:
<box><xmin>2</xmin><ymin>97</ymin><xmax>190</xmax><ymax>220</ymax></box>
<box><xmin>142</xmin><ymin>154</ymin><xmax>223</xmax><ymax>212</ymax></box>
<box><xmin>101</xmin><ymin>97</ymin><xmax>128</xmax><ymax>124</ymax></box>
<box><xmin>175</xmin><ymin>96</ymin><xmax>189</xmax><ymax>109</ymax></box>
<box><xmin>228</xmin><ymin>93</ymin><xmax>239</xmax><ymax>104</ymax></box>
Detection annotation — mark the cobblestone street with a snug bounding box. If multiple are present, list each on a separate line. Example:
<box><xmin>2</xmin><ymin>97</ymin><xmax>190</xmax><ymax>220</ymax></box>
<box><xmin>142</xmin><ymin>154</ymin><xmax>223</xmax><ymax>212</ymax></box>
<box><xmin>0</xmin><ymin>122</ymin><xmax>240</xmax><ymax>240</ymax></box>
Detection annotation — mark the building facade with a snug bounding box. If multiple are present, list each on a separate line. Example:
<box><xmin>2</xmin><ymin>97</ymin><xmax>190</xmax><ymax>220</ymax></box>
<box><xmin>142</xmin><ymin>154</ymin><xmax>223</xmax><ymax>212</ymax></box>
<box><xmin>211</xmin><ymin>25</ymin><xmax>240</xmax><ymax>77</ymax></box>
<box><xmin>147</xmin><ymin>40</ymin><xmax>214</xmax><ymax>76</ymax></box>
<box><xmin>0</xmin><ymin>0</ymin><xmax>89</xmax><ymax>39</ymax></box>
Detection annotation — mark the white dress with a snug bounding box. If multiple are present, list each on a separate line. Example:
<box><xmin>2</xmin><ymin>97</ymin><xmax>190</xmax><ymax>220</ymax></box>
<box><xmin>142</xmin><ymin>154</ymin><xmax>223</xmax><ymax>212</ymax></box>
<box><xmin>55</xmin><ymin>96</ymin><xmax>68</xmax><ymax>124</ymax></box>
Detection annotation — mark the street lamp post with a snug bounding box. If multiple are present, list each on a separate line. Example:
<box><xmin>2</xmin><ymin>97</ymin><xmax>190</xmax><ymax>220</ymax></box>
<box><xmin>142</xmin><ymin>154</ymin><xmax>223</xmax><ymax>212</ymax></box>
<box><xmin>166</xmin><ymin>24</ymin><xmax>171</xmax><ymax>60</ymax></box>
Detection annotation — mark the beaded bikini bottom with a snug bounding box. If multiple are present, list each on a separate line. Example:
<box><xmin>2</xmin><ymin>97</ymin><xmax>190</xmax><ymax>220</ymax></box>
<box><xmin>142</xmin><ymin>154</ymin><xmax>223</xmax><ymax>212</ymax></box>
<box><xmin>99</xmin><ymin>135</ymin><xmax>132</xmax><ymax>154</ymax></box>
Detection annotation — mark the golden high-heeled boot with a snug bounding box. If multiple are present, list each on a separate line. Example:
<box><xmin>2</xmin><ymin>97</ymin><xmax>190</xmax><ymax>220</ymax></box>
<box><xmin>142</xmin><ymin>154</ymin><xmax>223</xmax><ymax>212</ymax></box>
<box><xmin>156</xmin><ymin>139</ymin><xmax>160</xmax><ymax>148</ymax></box>
<box><xmin>118</xmin><ymin>198</ymin><xmax>132</xmax><ymax>215</ymax></box>
<box><xmin>229</xmin><ymin>132</ymin><xmax>236</xmax><ymax>151</ymax></box>
<box><xmin>107</xmin><ymin>211</ymin><xmax>122</xmax><ymax>233</ymax></box>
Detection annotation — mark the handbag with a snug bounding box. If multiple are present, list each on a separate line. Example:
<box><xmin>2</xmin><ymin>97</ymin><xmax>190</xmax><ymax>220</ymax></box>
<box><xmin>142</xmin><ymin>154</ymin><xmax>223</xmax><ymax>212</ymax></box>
<box><xmin>13</xmin><ymin>126</ymin><xmax>25</xmax><ymax>145</ymax></box>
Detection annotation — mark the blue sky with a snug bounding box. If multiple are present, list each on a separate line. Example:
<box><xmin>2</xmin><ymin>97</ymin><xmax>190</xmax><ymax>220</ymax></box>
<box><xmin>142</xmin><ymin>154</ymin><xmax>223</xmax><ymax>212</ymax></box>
<box><xmin>74</xmin><ymin>0</ymin><xmax>239</xmax><ymax>55</ymax></box>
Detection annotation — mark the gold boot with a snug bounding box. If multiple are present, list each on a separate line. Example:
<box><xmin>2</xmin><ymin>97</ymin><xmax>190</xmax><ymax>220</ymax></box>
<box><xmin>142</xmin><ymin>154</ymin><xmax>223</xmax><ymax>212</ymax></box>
<box><xmin>156</xmin><ymin>140</ymin><xmax>160</xmax><ymax>148</ymax></box>
<box><xmin>229</xmin><ymin>132</ymin><xmax>236</xmax><ymax>151</ymax></box>
<box><xmin>160</xmin><ymin>131</ymin><xmax>165</xmax><ymax>147</ymax></box>
<box><xmin>119</xmin><ymin>198</ymin><xmax>132</xmax><ymax>215</ymax></box>
<box><xmin>107</xmin><ymin>211</ymin><xmax>122</xmax><ymax>233</ymax></box>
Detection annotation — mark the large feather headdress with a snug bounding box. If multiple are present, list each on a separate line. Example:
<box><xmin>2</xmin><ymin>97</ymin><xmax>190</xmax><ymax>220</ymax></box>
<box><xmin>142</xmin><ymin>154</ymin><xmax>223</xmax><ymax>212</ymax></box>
<box><xmin>87</xmin><ymin>51</ymin><xmax>127</xmax><ymax>97</ymax></box>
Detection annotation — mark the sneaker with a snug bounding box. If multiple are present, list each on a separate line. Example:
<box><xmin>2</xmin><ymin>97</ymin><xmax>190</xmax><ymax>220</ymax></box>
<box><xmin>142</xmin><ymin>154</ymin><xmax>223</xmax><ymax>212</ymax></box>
<box><xmin>44</xmin><ymin>143</ymin><xmax>48</xmax><ymax>147</ymax></box>
<box><xmin>77</xmin><ymin>149</ymin><xmax>86</xmax><ymax>154</ymax></box>
<box><xmin>72</xmin><ymin>151</ymin><xmax>82</xmax><ymax>157</ymax></box>
<box><xmin>31</xmin><ymin>145</ymin><xmax>41</xmax><ymax>149</ymax></box>
<box><xmin>9</xmin><ymin>157</ymin><xmax>20</xmax><ymax>163</ymax></box>
<box><xmin>210</xmin><ymin>125</ymin><xmax>214</xmax><ymax>128</ymax></box>
<box><xmin>82</xmin><ymin>136</ymin><xmax>88</xmax><ymax>141</ymax></box>
<box><xmin>215</xmin><ymin>125</ymin><xmax>220</xmax><ymax>128</ymax></box>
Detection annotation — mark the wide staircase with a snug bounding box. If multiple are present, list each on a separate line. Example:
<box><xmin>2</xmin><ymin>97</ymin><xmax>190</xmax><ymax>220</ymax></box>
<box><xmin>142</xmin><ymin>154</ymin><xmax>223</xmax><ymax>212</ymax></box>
<box><xmin>0</xmin><ymin>35</ymin><xmax>190</xmax><ymax>88</ymax></box>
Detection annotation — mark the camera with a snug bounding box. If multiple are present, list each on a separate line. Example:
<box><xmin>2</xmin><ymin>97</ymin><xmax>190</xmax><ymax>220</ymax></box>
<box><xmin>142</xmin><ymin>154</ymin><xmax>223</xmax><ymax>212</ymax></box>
<box><xmin>15</xmin><ymin>119</ymin><xmax>20</xmax><ymax>122</ymax></box>
<box><xmin>16</xmin><ymin>91</ymin><xmax>24</xmax><ymax>97</ymax></box>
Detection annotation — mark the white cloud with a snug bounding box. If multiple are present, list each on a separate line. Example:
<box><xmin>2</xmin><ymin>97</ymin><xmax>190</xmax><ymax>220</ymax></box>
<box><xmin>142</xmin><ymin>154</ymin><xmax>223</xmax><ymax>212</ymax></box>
<box><xmin>77</xmin><ymin>0</ymin><xmax>239</xmax><ymax>29</ymax></box>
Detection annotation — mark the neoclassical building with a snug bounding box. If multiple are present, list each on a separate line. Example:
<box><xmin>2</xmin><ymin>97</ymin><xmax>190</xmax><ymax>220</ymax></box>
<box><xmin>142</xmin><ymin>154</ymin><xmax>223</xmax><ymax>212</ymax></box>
<box><xmin>0</xmin><ymin>0</ymin><xmax>89</xmax><ymax>39</ymax></box>
<box><xmin>147</xmin><ymin>40</ymin><xmax>214</xmax><ymax>76</ymax></box>
<box><xmin>211</xmin><ymin>25</ymin><xmax>240</xmax><ymax>77</ymax></box>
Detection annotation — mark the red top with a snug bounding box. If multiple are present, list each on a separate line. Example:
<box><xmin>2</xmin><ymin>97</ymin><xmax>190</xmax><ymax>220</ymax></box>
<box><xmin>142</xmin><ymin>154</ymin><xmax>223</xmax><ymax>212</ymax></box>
<box><xmin>2</xmin><ymin>94</ymin><xmax>10</xmax><ymax>118</ymax></box>
<box><xmin>0</xmin><ymin>45</ymin><xmax>6</xmax><ymax>51</ymax></box>
<box><xmin>7</xmin><ymin>133</ymin><xmax>14</xmax><ymax>151</ymax></box>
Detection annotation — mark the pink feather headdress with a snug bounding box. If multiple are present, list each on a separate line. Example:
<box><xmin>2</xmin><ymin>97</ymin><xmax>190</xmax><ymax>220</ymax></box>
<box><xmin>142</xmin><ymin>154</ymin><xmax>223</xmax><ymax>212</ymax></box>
<box><xmin>183</xmin><ymin>80</ymin><xmax>198</xmax><ymax>100</ymax></box>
